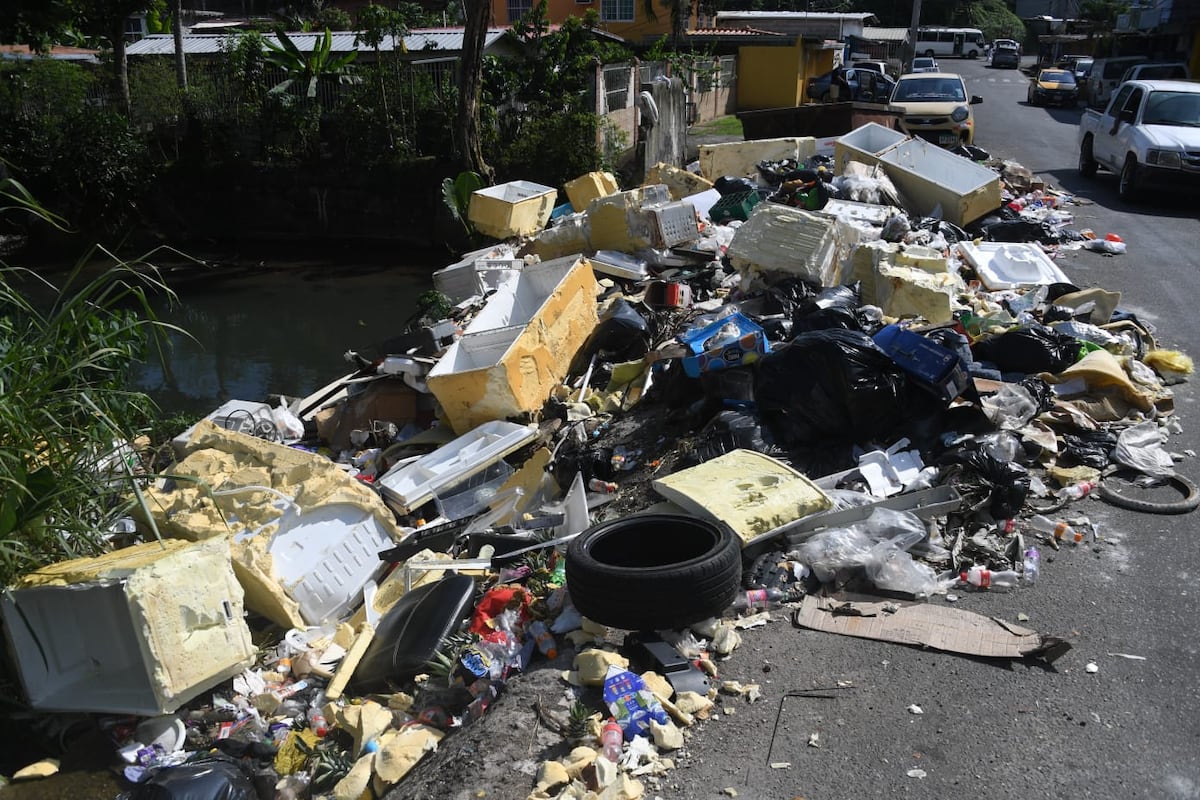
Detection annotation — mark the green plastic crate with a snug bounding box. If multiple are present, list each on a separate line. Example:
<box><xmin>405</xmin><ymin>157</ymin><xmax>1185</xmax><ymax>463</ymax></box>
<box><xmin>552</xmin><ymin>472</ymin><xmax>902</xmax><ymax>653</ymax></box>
<box><xmin>708</xmin><ymin>191</ymin><xmax>761</xmax><ymax>224</ymax></box>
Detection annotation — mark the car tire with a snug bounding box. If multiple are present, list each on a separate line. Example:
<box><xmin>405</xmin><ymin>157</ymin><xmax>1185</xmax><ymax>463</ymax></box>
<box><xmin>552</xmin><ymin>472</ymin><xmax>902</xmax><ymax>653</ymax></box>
<box><xmin>967</xmin><ymin>49</ymin><xmax>978</xmax><ymax>59</ymax></box>
<box><xmin>1118</xmin><ymin>154</ymin><xmax>1140</xmax><ymax>201</ymax></box>
<box><xmin>1078</xmin><ymin>135</ymin><xmax>1098</xmax><ymax>177</ymax></box>
<box><xmin>566</xmin><ymin>514</ymin><xmax>742</xmax><ymax>631</ymax></box>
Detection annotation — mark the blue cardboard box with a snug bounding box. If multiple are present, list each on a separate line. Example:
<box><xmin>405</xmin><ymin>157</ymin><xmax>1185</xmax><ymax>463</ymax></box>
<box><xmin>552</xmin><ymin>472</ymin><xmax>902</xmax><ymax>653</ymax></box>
<box><xmin>873</xmin><ymin>324</ymin><xmax>969</xmax><ymax>403</ymax></box>
<box><xmin>678</xmin><ymin>312</ymin><xmax>770</xmax><ymax>378</ymax></box>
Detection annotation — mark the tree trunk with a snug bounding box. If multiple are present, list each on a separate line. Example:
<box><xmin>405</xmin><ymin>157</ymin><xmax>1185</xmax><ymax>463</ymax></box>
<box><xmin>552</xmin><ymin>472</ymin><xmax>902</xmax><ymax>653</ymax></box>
<box><xmin>456</xmin><ymin>0</ymin><xmax>493</xmax><ymax>183</ymax></box>
<box><xmin>111</xmin><ymin>21</ymin><xmax>131</xmax><ymax>116</ymax></box>
<box><xmin>172</xmin><ymin>0</ymin><xmax>187</xmax><ymax>88</ymax></box>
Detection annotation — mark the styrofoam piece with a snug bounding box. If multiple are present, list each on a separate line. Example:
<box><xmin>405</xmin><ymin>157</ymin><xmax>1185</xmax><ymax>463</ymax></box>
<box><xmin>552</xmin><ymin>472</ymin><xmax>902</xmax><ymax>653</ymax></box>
<box><xmin>956</xmin><ymin>241</ymin><xmax>1072</xmax><ymax>290</ymax></box>
<box><xmin>264</xmin><ymin>503</ymin><xmax>394</xmax><ymax>625</ymax></box>
<box><xmin>136</xmin><ymin>715</ymin><xmax>187</xmax><ymax>753</ymax></box>
<box><xmin>727</xmin><ymin>203</ymin><xmax>839</xmax><ymax>286</ymax></box>
<box><xmin>589</xmin><ymin>250</ymin><xmax>650</xmax><ymax>281</ymax></box>
<box><xmin>857</xmin><ymin>446</ymin><xmax>924</xmax><ymax>497</ymax></box>
<box><xmin>877</xmin><ymin>139</ymin><xmax>1002</xmax><ymax>226</ymax></box>
<box><xmin>172</xmin><ymin>399</ymin><xmax>273</xmax><ymax>459</ymax></box>
<box><xmin>377</xmin><ymin>420</ymin><xmax>538</xmax><ymax>514</ymax></box>
<box><xmin>684</xmin><ymin>187</ymin><xmax>722</xmax><ymax>222</ymax></box>
<box><xmin>818</xmin><ymin>198</ymin><xmax>898</xmax><ymax>227</ymax></box>
<box><xmin>0</xmin><ymin>539</ymin><xmax>255</xmax><ymax>715</ymax></box>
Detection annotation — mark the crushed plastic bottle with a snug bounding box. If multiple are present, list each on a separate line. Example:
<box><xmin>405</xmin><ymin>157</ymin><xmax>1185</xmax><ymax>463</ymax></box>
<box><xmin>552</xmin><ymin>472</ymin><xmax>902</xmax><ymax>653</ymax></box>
<box><xmin>729</xmin><ymin>587</ymin><xmax>799</xmax><ymax>612</ymax></box>
<box><xmin>1055</xmin><ymin>480</ymin><xmax>1097</xmax><ymax>502</ymax></box>
<box><xmin>587</xmin><ymin>478</ymin><xmax>618</xmax><ymax>494</ymax></box>
<box><xmin>1027</xmin><ymin>514</ymin><xmax>1083</xmax><ymax>544</ymax></box>
<box><xmin>526</xmin><ymin>620</ymin><xmax>558</xmax><ymax>659</ymax></box>
<box><xmin>601</xmin><ymin>718</ymin><xmax>623</xmax><ymax>763</ymax></box>
<box><xmin>961</xmin><ymin>565</ymin><xmax>1019</xmax><ymax>590</ymax></box>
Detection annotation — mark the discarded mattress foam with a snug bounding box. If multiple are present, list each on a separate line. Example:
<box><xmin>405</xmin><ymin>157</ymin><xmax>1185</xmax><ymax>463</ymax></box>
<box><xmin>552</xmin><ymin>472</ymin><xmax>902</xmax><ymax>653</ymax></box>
<box><xmin>874</xmin><ymin>262</ymin><xmax>964</xmax><ymax>324</ymax></box>
<box><xmin>956</xmin><ymin>241</ymin><xmax>1071</xmax><ymax>290</ymax></box>
<box><xmin>726</xmin><ymin>204</ymin><xmax>838</xmax><ymax>287</ymax></box>
<box><xmin>795</xmin><ymin>593</ymin><xmax>1069</xmax><ymax>662</ymax></box>
<box><xmin>565</xmin><ymin>171</ymin><xmax>619</xmax><ymax>212</ymax></box>
<box><xmin>139</xmin><ymin>420</ymin><xmax>408</xmax><ymax>629</ymax></box>
<box><xmin>651</xmin><ymin>448</ymin><xmax>832</xmax><ymax>543</ymax></box>
<box><xmin>426</xmin><ymin>254</ymin><xmax>600</xmax><ymax>435</ymax></box>
<box><xmin>1</xmin><ymin>538</ymin><xmax>256</xmax><ymax>715</ymax></box>
<box><xmin>377</xmin><ymin>419</ymin><xmax>538</xmax><ymax>516</ymax></box>
<box><xmin>644</xmin><ymin>162</ymin><xmax>715</xmax><ymax>200</ymax></box>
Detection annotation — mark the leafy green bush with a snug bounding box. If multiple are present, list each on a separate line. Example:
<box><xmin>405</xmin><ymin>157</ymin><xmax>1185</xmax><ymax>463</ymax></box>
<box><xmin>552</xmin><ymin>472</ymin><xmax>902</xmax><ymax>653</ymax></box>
<box><xmin>0</xmin><ymin>226</ymin><xmax>181</xmax><ymax>588</ymax></box>
<box><xmin>489</xmin><ymin>110</ymin><xmax>604</xmax><ymax>188</ymax></box>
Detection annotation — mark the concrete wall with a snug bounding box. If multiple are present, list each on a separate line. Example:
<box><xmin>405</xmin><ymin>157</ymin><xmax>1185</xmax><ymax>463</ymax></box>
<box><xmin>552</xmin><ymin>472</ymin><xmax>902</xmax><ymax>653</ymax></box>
<box><xmin>643</xmin><ymin>77</ymin><xmax>688</xmax><ymax>176</ymax></box>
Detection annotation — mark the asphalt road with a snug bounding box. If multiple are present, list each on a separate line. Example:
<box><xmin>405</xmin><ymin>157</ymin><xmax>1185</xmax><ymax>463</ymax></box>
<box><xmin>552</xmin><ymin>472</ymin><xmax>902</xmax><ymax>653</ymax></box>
<box><xmin>674</xmin><ymin>57</ymin><xmax>1200</xmax><ymax>800</ymax></box>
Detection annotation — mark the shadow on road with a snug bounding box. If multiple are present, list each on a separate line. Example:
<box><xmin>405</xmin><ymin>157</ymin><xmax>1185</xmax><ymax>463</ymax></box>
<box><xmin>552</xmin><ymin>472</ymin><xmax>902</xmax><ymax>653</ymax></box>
<box><xmin>1042</xmin><ymin>167</ymin><xmax>1200</xmax><ymax>219</ymax></box>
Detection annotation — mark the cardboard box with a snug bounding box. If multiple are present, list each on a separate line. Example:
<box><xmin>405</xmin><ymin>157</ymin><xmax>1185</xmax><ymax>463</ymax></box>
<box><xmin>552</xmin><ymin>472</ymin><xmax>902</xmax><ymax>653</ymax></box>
<box><xmin>426</xmin><ymin>255</ymin><xmax>599</xmax><ymax>434</ymax></box>
<box><xmin>873</xmin><ymin>324</ymin><xmax>969</xmax><ymax>403</ymax></box>
<box><xmin>1</xmin><ymin>539</ymin><xmax>256</xmax><ymax>715</ymax></box>
<box><xmin>678</xmin><ymin>311</ymin><xmax>769</xmax><ymax>378</ymax></box>
<box><xmin>468</xmin><ymin>180</ymin><xmax>558</xmax><ymax>239</ymax></box>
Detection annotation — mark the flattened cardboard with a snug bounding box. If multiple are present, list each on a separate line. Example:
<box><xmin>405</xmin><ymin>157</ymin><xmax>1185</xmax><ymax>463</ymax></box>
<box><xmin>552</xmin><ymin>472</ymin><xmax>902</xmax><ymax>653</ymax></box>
<box><xmin>794</xmin><ymin>593</ymin><xmax>1069</xmax><ymax>661</ymax></box>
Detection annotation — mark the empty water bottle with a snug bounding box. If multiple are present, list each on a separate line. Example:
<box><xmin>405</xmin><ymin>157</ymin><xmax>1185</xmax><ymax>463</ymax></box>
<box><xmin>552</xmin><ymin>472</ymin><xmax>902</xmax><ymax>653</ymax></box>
<box><xmin>961</xmin><ymin>565</ymin><xmax>1019</xmax><ymax>590</ymax></box>
<box><xmin>1027</xmin><ymin>514</ymin><xmax>1082</xmax><ymax>544</ymax></box>
<box><xmin>601</xmin><ymin>718</ymin><xmax>623</xmax><ymax>763</ymax></box>
<box><xmin>1055</xmin><ymin>481</ymin><xmax>1097</xmax><ymax>502</ymax></box>
<box><xmin>1022</xmin><ymin>547</ymin><xmax>1040</xmax><ymax>583</ymax></box>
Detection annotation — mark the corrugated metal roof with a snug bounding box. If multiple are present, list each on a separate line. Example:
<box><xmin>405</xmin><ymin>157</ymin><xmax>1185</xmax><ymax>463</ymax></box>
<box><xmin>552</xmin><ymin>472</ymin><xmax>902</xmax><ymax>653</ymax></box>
<box><xmin>715</xmin><ymin>11</ymin><xmax>876</xmax><ymax>21</ymax></box>
<box><xmin>687</xmin><ymin>26</ymin><xmax>786</xmax><ymax>37</ymax></box>
<box><xmin>127</xmin><ymin>28</ymin><xmax>509</xmax><ymax>57</ymax></box>
<box><xmin>861</xmin><ymin>26</ymin><xmax>910</xmax><ymax>42</ymax></box>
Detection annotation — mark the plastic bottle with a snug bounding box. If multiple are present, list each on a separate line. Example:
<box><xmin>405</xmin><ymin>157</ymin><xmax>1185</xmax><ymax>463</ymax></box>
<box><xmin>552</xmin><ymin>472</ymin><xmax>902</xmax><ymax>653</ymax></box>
<box><xmin>1022</xmin><ymin>547</ymin><xmax>1040</xmax><ymax>584</ymax></box>
<box><xmin>1055</xmin><ymin>480</ymin><xmax>1097</xmax><ymax>502</ymax></box>
<box><xmin>961</xmin><ymin>565</ymin><xmax>1019</xmax><ymax>590</ymax></box>
<box><xmin>526</xmin><ymin>620</ymin><xmax>558</xmax><ymax>659</ymax></box>
<box><xmin>307</xmin><ymin>706</ymin><xmax>329</xmax><ymax>737</ymax></box>
<box><xmin>1027</xmin><ymin>514</ymin><xmax>1083</xmax><ymax>544</ymax></box>
<box><xmin>601</xmin><ymin>718</ymin><xmax>623</xmax><ymax>763</ymax></box>
<box><xmin>996</xmin><ymin>518</ymin><xmax>1016</xmax><ymax>535</ymax></box>
<box><xmin>730</xmin><ymin>587</ymin><xmax>794</xmax><ymax>612</ymax></box>
<box><xmin>587</xmin><ymin>478</ymin><xmax>618</xmax><ymax>494</ymax></box>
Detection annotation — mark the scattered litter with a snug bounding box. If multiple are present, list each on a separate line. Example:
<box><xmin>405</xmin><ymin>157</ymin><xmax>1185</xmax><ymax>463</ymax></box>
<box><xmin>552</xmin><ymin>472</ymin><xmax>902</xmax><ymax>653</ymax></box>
<box><xmin>807</xmin><ymin>732</ymin><xmax>821</xmax><ymax>748</ymax></box>
<box><xmin>770</xmin><ymin>762</ymin><xmax>792</xmax><ymax>769</ymax></box>
<box><xmin>907</xmin><ymin>768</ymin><xmax>928</xmax><ymax>779</ymax></box>
<box><xmin>907</xmin><ymin>704</ymin><xmax>924</xmax><ymax>715</ymax></box>
<box><xmin>1086</xmin><ymin>662</ymin><xmax>1100</xmax><ymax>673</ymax></box>
<box><xmin>1107</xmin><ymin>653</ymin><xmax>1147</xmax><ymax>661</ymax></box>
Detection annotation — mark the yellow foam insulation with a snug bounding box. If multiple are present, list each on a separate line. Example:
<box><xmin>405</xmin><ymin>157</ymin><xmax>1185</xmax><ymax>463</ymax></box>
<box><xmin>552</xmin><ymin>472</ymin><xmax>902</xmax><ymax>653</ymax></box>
<box><xmin>652</xmin><ymin>449</ymin><xmax>832</xmax><ymax>543</ymax></box>
<box><xmin>138</xmin><ymin>420</ymin><xmax>407</xmax><ymax>628</ymax></box>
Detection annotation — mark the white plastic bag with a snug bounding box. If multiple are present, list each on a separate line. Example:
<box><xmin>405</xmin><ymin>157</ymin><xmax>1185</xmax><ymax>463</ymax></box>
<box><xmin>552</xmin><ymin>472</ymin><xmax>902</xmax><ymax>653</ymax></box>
<box><xmin>271</xmin><ymin>400</ymin><xmax>305</xmax><ymax>440</ymax></box>
<box><xmin>981</xmin><ymin>383</ymin><xmax>1038</xmax><ymax>430</ymax></box>
<box><xmin>790</xmin><ymin>507</ymin><xmax>926</xmax><ymax>584</ymax></box>
<box><xmin>1113</xmin><ymin>421</ymin><xmax>1174</xmax><ymax>477</ymax></box>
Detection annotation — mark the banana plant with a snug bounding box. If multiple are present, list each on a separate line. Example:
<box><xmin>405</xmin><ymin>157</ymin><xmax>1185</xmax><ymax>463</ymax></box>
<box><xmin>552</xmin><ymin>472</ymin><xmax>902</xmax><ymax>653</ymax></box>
<box><xmin>263</xmin><ymin>27</ymin><xmax>358</xmax><ymax>99</ymax></box>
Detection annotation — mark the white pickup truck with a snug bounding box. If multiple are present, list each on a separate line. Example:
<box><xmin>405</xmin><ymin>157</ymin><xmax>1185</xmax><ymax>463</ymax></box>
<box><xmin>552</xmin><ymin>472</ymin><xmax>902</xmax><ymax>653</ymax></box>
<box><xmin>1077</xmin><ymin>79</ymin><xmax>1200</xmax><ymax>200</ymax></box>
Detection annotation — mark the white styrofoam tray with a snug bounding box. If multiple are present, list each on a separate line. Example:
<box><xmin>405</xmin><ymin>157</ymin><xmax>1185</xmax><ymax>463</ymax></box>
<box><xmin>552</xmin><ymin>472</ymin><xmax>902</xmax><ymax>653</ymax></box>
<box><xmin>377</xmin><ymin>420</ymin><xmax>538</xmax><ymax>513</ymax></box>
<box><xmin>956</xmin><ymin>241</ymin><xmax>1071</xmax><ymax>290</ymax></box>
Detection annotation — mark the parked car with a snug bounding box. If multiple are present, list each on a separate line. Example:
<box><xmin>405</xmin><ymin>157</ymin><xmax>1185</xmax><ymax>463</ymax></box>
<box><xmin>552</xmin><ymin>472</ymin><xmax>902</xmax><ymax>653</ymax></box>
<box><xmin>1121</xmin><ymin>62</ymin><xmax>1189</xmax><ymax>83</ymax></box>
<box><xmin>889</xmin><ymin>72</ymin><xmax>983</xmax><ymax>146</ymax></box>
<box><xmin>991</xmin><ymin>45</ymin><xmax>1020</xmax><ymax>69</ymax></box>
<box><xmin>806</xmin><ymin>66</ymin><xmax>896</xmax><ymax>103</ymax></box>
<box><xmin>1028</xmin><ymin>68</ymin><xmax>1079</xmax><ymax>106</ymax></box>
<box><xmin>1086</xmin><ymin>55</ymin><xmax>1149</xmax><ymax>108</ymax></box>
<box><xmin>911</xmin><ymin>57</ymin><xmax>940</xmax><ymax>73</ymax></box>
<box><xmin>1078</xmin><ymin>78</ymin><xmax>1200</xmax><ymax>200</ymax></box>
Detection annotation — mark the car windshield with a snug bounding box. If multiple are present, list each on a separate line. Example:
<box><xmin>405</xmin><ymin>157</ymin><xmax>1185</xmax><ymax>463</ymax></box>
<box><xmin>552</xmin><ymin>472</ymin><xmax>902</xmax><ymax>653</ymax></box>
<box><xmin>892</xmin><ymin>77</ymin><xmax>966</xmax><ymax>102</ymax></box>
<box><xmin>1040</xmin><ymin>70</ymin><xmax>1075</xmax><ymax>84</ymax></box>
<box><xmin>913</xmin><ymin>58</ymin><xmax>935</xmax><ymax>68</ymax></box>
<box><xmin>1142</xmin><ymin>91</ymin><xmax>1200</xmax><ymax>127</ymax></box>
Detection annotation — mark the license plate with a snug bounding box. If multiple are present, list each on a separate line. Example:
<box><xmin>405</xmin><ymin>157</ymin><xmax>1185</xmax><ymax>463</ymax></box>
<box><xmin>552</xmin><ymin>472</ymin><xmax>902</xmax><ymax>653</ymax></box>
<box><xmin>938</xmin><ymin>133</ymin><xmax>958</xmax><ymax>146</ymax></box>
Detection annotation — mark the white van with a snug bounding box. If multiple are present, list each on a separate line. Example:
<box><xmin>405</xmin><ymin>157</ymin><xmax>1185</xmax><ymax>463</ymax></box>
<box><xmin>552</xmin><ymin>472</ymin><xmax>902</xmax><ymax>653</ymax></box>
<box><xmin>1086</xmin><ymin>55</ymin><xmax>1148</xmax><ymax>108</ymax></box>
<box><xmin>1120</xmin><ymin>62</ymin><xmax>1190</xmax><ymax>84</ymax></box>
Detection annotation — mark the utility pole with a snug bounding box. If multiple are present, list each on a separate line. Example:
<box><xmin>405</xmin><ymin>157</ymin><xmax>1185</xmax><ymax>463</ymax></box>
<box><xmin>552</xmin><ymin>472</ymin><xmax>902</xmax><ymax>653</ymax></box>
<box><xmin>172</xmin><ymin>0</ymin><xmax>187</xmax><ymax>88</ymax></box>
<box><xmin>906</xmin><ymin>0</ymin><xmax>922</xmax><ymax>69</ymax></box>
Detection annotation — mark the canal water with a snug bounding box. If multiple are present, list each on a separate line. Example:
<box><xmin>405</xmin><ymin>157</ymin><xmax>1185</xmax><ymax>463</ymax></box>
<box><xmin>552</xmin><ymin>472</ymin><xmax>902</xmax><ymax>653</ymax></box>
<box><xmin>130</xmin><ymin>250</ymin><xmax>439</xmax><ymax>418</ymax></box>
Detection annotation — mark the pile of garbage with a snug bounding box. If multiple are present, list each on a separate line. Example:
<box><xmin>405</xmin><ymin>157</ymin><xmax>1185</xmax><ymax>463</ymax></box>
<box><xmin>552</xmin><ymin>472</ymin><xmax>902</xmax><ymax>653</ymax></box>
<box><xmin>3</xmin><ymin>126</ymin><xmax>1196</xmax><ymax>800</ymax></box>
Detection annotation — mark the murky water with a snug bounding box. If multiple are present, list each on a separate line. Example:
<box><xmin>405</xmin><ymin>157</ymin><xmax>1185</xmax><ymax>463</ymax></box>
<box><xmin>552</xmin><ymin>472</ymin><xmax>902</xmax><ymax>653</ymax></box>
<box><xmin>131</xmin><ymin>253</ymin><xmax>437</xmax><ymax>418</ymax></box>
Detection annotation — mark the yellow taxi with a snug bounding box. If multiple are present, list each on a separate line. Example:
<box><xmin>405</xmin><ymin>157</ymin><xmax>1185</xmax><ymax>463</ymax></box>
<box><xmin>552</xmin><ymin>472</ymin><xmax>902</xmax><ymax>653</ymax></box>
<box><xmin>1027</xmin><ymin>68</ymin><xmax>1080</xmax><ymax>106</ymax></box>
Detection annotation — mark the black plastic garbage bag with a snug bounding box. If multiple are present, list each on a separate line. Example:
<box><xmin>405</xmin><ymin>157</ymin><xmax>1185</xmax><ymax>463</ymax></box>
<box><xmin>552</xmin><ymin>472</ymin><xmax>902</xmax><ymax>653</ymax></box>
<box><xmin>682</xmin><ymin>409</ymin><xmax>785</xmax><ymax>466</ymax></box>
<box><xmin>941</xmin><ymin>449</ymin><xmax>1031</xmax><ymax>520</ymax></box>
<box><xmin>576</xmin><ymin>298</ymin><xmax>650</xmax><ymax>365</ymax></box>
<box><xmin>714</xmin><ymin>176</ymin><xmax>758</xmax><ymax>196</ymax></box>
<box><xmin>755</xmin><ymin>329</ymin><xmax>909</xmax><ymax>445</ymax></box>
<box><xmin>982</xmin><ymin>218</ymin><xmax>1058</xmax><ymax>244</ymax></box>
<box><xmin>793</xmin><ymin>283</ymin><xmax>863</xmax><ymax>333</ymax></box>
<box><xmin>1061</xmin><ymin>429</ymin><xmax>1118</xmax><ymax>469</ymax></box>
<box><xmin>972</xmin><ymin>325</ymin><xmax>1080</xmax><ymax>375</ymax></box>
<box><xmin>127</xmin><ymin>756</ymin><xmax>257</xmax><ymax>800</ymax></box>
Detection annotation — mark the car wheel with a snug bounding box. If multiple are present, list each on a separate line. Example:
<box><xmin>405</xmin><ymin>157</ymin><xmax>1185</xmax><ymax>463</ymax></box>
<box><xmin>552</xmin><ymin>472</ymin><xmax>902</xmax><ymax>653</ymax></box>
<box><xmin>1078</xmin><ymin>135</ymin><xmax>1098</xmax><ymax>177</ymax></box>
<box><xmin>566</xmin><ymin>514</ymin><xmax>742</xmax><ymax>631</ymax></box>
<box><xmin>1118</xmin><ymin>154</ymin><xmax>1140</xmax><ymax>201</ymax></box>
<box><xmin>967</xmin><ymin>49</ymin><xmax>978</xmax><ymax>59</ymax></box>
